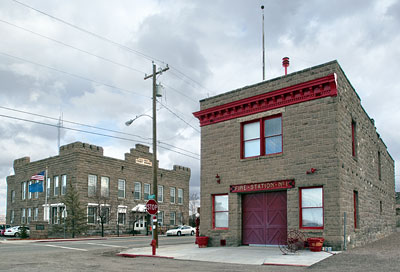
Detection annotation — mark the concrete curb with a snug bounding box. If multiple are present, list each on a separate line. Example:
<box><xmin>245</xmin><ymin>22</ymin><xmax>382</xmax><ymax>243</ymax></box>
<box><xmin>35</xmin><ymin>238</ymin><xmax>107</xmax><ymax>243</ymax></box>
<box><xmin>117</xmin><ymin>253</ymin><xmax>174</xmax><ymax>259</ymax></box>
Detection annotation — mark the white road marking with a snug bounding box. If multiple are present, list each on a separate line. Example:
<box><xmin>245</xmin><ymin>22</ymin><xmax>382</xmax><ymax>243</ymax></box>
<box><xmin>86</xmin><ymin>242</ymin><xmax>127</xmax><ymax>248</ymax></box>
<box><xmin>43</xmin><ymin>244</ymin><xmax>88</xmax><ymax>251</ymax></box>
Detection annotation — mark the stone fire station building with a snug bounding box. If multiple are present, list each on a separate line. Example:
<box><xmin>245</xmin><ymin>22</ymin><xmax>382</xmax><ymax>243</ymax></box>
<box><xmin>193</xmin><ymin>60</ymin><xmax>395</xmax><ymax>250</ymax></box>
<box><xmin>6</xmin><ymin>142</ymin><xmax>190</xmax><ymax>235</ymax></box>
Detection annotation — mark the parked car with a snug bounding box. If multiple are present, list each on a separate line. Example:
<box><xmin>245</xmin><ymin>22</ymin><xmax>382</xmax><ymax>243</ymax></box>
<box><xmin>166</xmin><ymin>225</ymin><xmax>196</xmax><ymax>236</ymax></box>
<box><xmin>4</xmin><ymin>226</ymin><xmax>30</xmax><ymax>237</ymax></box>
<box><xmin>0</xmin><ymin>224</ymin><xmax>11</xmax><ymax>236</ymax></box>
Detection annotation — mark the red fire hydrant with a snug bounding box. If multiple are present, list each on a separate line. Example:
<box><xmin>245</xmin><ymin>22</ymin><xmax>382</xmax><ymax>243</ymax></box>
<box><xmin>150</xmin><ymin>239</ymin><xmax>157</xmax><ymax>256</ymax></box>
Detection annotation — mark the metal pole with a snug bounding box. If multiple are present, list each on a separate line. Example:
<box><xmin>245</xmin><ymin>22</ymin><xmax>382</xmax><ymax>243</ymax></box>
<box><xmin>343</xmin><ymin>212</ymin><xmax>347</xmax><ymax>250</ymax></box>
<box><xmin>261</xmin><ymin>5</ymin><xmax>265</xmax><ymax>81</ymax></box>
<box><xmin>152</xmin><ymin>63</ymin><xmax>159</xmax><ymax>247</ymax></box>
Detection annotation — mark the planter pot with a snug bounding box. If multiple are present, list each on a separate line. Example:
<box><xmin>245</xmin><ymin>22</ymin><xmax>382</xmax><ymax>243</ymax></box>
<box><xmin>196</xmin><ymin>236</ymin><xmax>209</xmax><ymax>248</ymax></box>
<box><xmin>307</xmin><ymin>237</ymin><xmax>324</xmax><ymax>252</ymax></box>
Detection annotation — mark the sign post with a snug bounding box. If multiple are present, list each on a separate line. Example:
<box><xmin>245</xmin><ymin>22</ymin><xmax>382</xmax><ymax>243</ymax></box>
<box><xmin>146</xmin><ymin>199</ymin><xmax>158</xmax><ymax>254</ymax></box>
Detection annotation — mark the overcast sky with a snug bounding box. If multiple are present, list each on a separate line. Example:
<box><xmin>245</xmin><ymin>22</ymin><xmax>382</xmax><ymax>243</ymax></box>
<box><xmin>1</xmin><ymin>0</ymin><xmax>399</xmax><ymax>217</ymax></box>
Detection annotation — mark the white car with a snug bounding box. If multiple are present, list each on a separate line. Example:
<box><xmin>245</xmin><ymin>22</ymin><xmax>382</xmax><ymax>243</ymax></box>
<box><xmin>166</xmin><ymin>225</ymin><xmax>196</xmax><ymax>236</ymax></box>
<box><xmin>4</xmin><ymin>226</ymin><xmax>30</xmax><ymax>237</ymax></box>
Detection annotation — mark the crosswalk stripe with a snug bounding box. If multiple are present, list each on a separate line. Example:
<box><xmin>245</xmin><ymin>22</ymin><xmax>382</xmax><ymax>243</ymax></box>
<box><xmin>43</xmin><ymin>244</ymin><xmax>88</xmax><ymax>251</ymax></box>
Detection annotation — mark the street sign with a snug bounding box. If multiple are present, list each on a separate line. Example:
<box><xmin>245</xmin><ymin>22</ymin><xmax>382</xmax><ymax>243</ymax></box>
<box><xmin>146</xmin><ymin>199</ymin><xmax>158</xmax><ymax>215</ymax></box>
<box><xmin>148</xmin><ymin>194</ymin><xmax>155</xmax><ymax>200</ymax></box>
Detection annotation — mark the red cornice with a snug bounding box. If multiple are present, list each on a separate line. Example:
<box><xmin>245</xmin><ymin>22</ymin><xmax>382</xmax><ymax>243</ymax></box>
<box><xmin>193</xmin><ymin>74</ymin><xmax>337</xmax><ymax>127</ymax></box>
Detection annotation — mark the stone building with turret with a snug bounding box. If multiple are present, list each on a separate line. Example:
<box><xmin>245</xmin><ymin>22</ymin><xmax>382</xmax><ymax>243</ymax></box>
<box><xmin>6</xmin><ymin>142</ymin><xmax>190</xmax><ymax>236</ymax></box>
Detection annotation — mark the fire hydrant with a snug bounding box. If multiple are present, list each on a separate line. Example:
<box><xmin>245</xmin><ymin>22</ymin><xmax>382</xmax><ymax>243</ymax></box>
<box><xmin>150</xmin><ymin>239</ymin><xmax>157</xmax><ymax>256</ymax></box>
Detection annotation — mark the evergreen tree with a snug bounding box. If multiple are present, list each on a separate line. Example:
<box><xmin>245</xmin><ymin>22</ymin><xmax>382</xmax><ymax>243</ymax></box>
<box><xmin>62</xmin><ymin>182</ymin><xmax>88</xmax><ymax>238</ymax></box>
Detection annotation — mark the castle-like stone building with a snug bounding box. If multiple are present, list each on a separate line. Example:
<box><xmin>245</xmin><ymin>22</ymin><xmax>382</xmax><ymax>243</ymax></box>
<box><xmin>193</xmin><ymin>60</ymin><xmax>395</xmax><ymax>249</ymax></box>
<box><xmin>6</xmin><ymin>142</ymin><xmax>190</xmax><ymax>235</ymax></box>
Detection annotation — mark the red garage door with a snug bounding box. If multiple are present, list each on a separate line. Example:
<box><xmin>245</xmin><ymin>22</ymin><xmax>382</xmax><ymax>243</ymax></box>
<box><xmin>242</xmin><ymin>191</ymin><xmax>287</xmax><ymax>245</ymax></box>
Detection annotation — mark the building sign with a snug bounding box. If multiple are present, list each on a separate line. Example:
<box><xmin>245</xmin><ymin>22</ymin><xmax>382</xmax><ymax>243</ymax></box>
<box><xmin>136</xmin><ymin>158</ymin><xmax>152</xmax><ymax>166</ymax></box>
<box><xmin>230</xmin><ymin>180</ymin><xmax>295</xmax><ymax>193</ymax></box>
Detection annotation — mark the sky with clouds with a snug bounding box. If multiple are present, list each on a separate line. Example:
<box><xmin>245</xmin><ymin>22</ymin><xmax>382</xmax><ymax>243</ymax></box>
<box><xmin>0</xmin><ymin>0</ymin><xmax>399</xmax><ymax>217</ymax></box>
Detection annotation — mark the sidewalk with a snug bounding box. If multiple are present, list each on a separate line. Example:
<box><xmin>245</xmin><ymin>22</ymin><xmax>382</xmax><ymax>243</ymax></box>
<box><xmin>118</xmin><ymin>243</ymin><xmax>339</xmax><ymax>267</ymax></box>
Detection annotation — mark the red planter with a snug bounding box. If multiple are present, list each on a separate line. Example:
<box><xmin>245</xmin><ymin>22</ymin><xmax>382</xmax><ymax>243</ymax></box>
<box><xmin>307</xmin><ymin>237</ymin><xmax>324</xmax><ymax>252</ymax></box>
<box><xmin>196</xmin><ymin>236</ymin><xmax>209</xmax><ymax>248</ymax></box>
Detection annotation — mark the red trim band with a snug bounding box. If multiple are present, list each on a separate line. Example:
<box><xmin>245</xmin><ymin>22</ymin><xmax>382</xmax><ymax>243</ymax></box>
<box><xmin>194</xmin><ymin>74</ymin><xmax>337</xmax><ymax>127</ymax></box>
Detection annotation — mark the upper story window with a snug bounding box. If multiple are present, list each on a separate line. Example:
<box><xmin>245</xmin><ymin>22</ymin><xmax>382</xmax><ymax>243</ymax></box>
<box><xmin>118</xmin><ymin>179</ymin><xmax>126</xmax><ymax>198</ymax></box>
<box><xmin>352</xmin><ymin>120</ymin><xmax>357</xmax><ymax>158</ymax></box>
<box><xmin>101</xmin><ymin>177</ymin><xmax>110</xmax><ymax>197</ymax></box>
<box><xmin>11</xmin><ymin>190</ymin><xmax>15</xmax><ymax>203</ymax></box>
<box><xmin>170</xmin><ymin>187</ymin><xmax>176</xmax><ymax>204</ymax></box>
<box><xmin>178</xmin><ymin>189</ymin><xmax>183</xmax><ymax>204</ymax></box>
<box><xmin>300</xmin><ymin>187</ymin><xmax>324</xmax><ymax>229</ymax></box>
<box><xmin>28</xmin><ymin>181</ymin><xmax>32</xmax><ymax>199</ymax></box>
<box><xmin>61</xmin><ymin>175</ymin><xmax>67</xmax><ymax>195</ymax></box>
<box><xmin>378</xmin><ymin>151</ymin><xmax>382</xmax><ymax>180</ymax></box>
<box><xmin>144</xmin><ymin>183</ymin><xmax>151</xmax><ymax>200</ymax></box>
<box><xmin>158</xmin><ymin>185</ymin><xmax>164</xmax><ymax>203</ymax></box>
<box><xmin>134</xmin><ymin>182</ymin><xmax>141</xmax><ymax>200</ymax></box>
<box><xmin>241</xmin><ymin>115</ymin><xmax>282</xmax><ymax>159</ymax></box>
<box><xmin>54</xmin><ymin>176</ymin><xmax>59</xmax><ymax>196</ymax></box>
<box><xmin>21</xmin><ymin>181</ymin><xmax>26</xmax><ymax>200</ymax></box>
<box><xmin>47</xmin><ymin>177</ymin><xmax>51</xmax><ymax>197</ymax></box>
<box><xmin>88</xmin><ymin>175</ymin><xmax>97</xmax><ymax>197</ymax></box>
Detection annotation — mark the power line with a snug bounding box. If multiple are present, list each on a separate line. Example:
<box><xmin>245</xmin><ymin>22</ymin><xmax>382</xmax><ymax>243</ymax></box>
<box><xmin>10</xmin><ymin>0</ymin><xmax>212</xmax><ymax>99</ymax></box>
<box><xmin>0</xmin><ymin>106</ymin><xmax>200</xmax><ymax>158</ymax></box>
<box><xmin>0</xmin><ymin>113</ymin><xmax>200</xmax><ymax>160</ymax></box>
<box><xmin>0</xmin><ymin>19</ymin><xmax>146</xmax><ymax>75</ymax></box>
<box><xmin>158</xmin><ymin>102</ymin><xmax>200</xmax><ymax>133</ymax></box>
<box><xmin>0</xmin><ymin>51</ymin><xmax>150</xmax><ymax>99</ymax></box>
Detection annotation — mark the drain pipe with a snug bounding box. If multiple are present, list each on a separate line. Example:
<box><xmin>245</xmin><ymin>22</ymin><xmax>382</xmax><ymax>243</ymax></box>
<box><xmin>343</xmin><ymin>212</ymin><xmax>347</xmax><ymax>250</ymax></box>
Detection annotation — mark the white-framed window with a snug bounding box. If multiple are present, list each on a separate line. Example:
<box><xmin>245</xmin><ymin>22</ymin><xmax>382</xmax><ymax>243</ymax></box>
<box><xmin>28</xmin><ymin>181</ymin><xmax>32</xmax><ymax>199</ymax></box>
<box><xmin>87</xmin><ymin>206</ymin><xmax>98</xmax><ymax>224</ymax></box>
<box><xmin>158</xmin><ymin>185</ymin><xmax>164</xmax><ymax>203</ymax></box>
<box><xmin>144</xmin><ymin>183</ymin><xmax>151</xmax><ymax>200</ymax></box>
<box><xmin>178</xmin><ymin>189</ymin><xmax>183</xmax><ymax>204</ymax></box>
<box><xmin>170</xmin><ymin>212</ymin><xmax>176</xmax><ymax>226</ymax></box>
<box><xmin>21</xmin><ymin>181</ymin><xmax>26</xmax><ymax>200</ymax></box>
<box><xmin>21</xmin><ymin>208</ymin><xmax>26</xmax><ymax>224</ymax></box>
<box><xmin>213</xmin><ymin>194</ymin><xmax>229</xmax><ymax>229</ymax></box>
<box><xmin>10</xmin><ymin>210</ymin><xmax>14</xmax><ymax>224</ymax></box>
<box><xmin>27</xmin><ymin>208</ymin><xmax>32</xmax><ymax>224</ymax></box>
<box><xmin>61</xmin><ymin>175</ymin><xmax>67</xmax><ymax>195</ymax></box>
<box><xmin>34</xmin><ymin>207</ymin><xmax>39</xmax><ymax>221</ymax></box>
<box><xmin>177</xmin><ymin>212</ymin><xmax>183</xmax><ymax>225</ymax></box>
<box><xmin>101</xmin><ymin>177</ymin><xmax>110</xmax><ymax>197</ymax></box>
<box><xmin>118</xmin><ymin>213</ymin><xmax>126</xmax><ymax>225</ymax></box>
<box><xmin>118</xmin><ymin>179</ymin><xmax>126</xmax><ymax>198</ymax></box>
<box><xmin>34</xmin><ymin>181</ymin><xmax>39</xmax><ymax>199</ymax></box>
<box><xmin>46</xmin><ymin>177</ymin><xmax>51</xmax><ymax>197</ymax></box>
<box><xmin>170</xmin><ymin>187</ymin><xmax>176</xmax><ymax>204</ymax></box>
<box><xmin>134</xmin><ymin>182</ymin><xmax>141</xmax><ymax>200</ymax></box>
<box><xmin>88</xmin><ymin>174</ymin><xmax>97</xmax><ymax>197</ymax></box>
<box><xmin>11</xmin><ymin>190</ymin><xmax>15</xmax><ymax>203</ymax></box>
<box><xmin>158</xmin><ymin>211</ymin><xmax>164</xmax><ymax>226</ymax></box>
<box><xmin>54</xmin><ymin>176</ymin><xmax>59</xmax><ymax>196</ymax></box>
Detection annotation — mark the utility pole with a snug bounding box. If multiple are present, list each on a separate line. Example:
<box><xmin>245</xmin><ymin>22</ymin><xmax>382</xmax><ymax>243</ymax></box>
<box><xmin>261</xmin><ymin>5</ymin><xmax>265</xmax><ymax>81</ymax></box>
<box><xmin>144</xmin><ymin>62</ymin><xmax>169</xmax><ymax>247</ymax></box>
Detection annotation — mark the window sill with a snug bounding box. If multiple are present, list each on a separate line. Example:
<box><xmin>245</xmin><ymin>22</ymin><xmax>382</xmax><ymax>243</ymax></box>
<box><xmin>213</xmin><ymin>227</ymin><xmax>229</xmax><ymax>230</ymax></box>
<box><xmin>300</xmin><ymin>227</ymin><xmax>324</xmax><ymax>231</ymax></box>
<box><xmin>240</xmin><ymin>152</ymin><xmax>283</xmax><ymax>162</ymax></box>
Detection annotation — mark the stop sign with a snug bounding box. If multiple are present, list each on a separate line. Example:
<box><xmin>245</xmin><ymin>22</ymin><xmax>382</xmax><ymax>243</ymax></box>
<box><xmin>146</xmin><ymin>199</ymin><xmax>158</xmax><ymax>215</ymax></box>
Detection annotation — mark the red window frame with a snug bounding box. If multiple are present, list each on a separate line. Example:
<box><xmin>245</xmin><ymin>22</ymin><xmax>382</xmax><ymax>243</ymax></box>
<box><xmin>212</xmin><ymin>194</ymin><xmax>229</xmax><ymax>230</ymax></box>
<box><xmin>354</xmin><ymin>191</ymin><xmax>358</xmax><ymax>229</ymax></box>
<box><xmin>240</xmin><ymin>114</ymin><xmax>283</xmax><ymax>159</ymax></box>
<box><xmin>352</xmin><ymin>120</ymin><xmax>356</xmax><ymax>157</ymax></box>
<box><xmin>299</xmin><ymin>186</ymin><xmax>324</xmax><ymax>229</ymax></box>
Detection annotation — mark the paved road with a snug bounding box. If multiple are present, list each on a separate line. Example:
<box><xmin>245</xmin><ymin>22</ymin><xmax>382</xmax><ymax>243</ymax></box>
<box><xmin>1</xmin><ymin>233</ymin><xmax>400</xmax><ymax>272</ymax></box>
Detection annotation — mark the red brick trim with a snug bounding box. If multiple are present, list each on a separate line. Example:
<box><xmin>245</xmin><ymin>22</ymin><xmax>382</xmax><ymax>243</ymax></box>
<box><xmin>193</xmin><ymin>74</ymin><xmax>337</xmax><ymax>127</ymax></box>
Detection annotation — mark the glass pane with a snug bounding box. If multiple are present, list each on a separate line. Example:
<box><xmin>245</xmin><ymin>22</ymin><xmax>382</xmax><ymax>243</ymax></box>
<box><xmin>244</xmin><ymin>122</ymin><xmax>260</xmax><ymax>140</ymax></box>
<box><xmin>215</xmin><ymin>195</ymin><xmax>228</xmax><ymax>212</ymax></box>
<box><xmin>302</xmin><ymin>208</ymin><xmax>323</xmax><ymax>227</ymax></box>
<box><xmin>302</xmin><ymin>188</ymin><xmax>323</xmax><ymax>207</ymax></box>
<box><xmin>265</xmin><ymin>117</ymin><xmax>281</xmax><ymax>137</ymax></box>
<box><xmin>265</xmin><ymin>136</ymin><xmax>282</xmax><ymax>154</ymax></box>
<box><xmin>244</xmin><ymin>139</ymin><xmax>260</xmax><ymax>157</ymax></box>
<box><xmin>215</xmin><ymin>212</ymin><xmax>229</xmax><ymax>228</ymax></box>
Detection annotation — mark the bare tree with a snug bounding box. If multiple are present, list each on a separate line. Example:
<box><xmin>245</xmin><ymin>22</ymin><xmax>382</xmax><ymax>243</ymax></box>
<box><xmin>95</xmin><ymin>195</ymin><xmax>110</xmax><ymax>237</ymax></box>
<box><xmin>189</xmin><ymin>192</ymin><xmax>200</xmax><ymax>227</ymax></box>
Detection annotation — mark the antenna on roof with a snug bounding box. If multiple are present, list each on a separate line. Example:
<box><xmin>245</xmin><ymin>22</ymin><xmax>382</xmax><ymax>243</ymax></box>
<box><xmin>261</xmin><ymin>5</ymin><xmax>265</xmax><ymax>81</ymax></box>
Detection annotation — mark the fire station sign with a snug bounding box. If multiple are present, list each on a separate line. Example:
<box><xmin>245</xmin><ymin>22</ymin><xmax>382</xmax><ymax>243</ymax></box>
<box><xmin>230</xmin><ymin>180</ymin><xmax>295</xmax><ymax>193</ymax></box>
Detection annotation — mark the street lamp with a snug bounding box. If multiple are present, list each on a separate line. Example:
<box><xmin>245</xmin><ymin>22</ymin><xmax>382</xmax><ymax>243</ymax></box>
<box><xmin>125</xmin><ymin>114</ymin><xmax>153</xmax><ymax>127</ymax></box>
